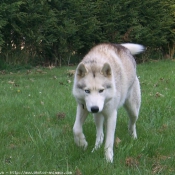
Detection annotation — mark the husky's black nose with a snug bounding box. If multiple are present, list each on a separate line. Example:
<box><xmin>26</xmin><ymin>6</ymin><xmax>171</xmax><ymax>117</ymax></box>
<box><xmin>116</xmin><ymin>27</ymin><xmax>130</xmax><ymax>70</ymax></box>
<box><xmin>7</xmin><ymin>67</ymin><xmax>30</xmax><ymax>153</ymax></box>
<box><xmin>91</xmin><ymin>106</ymin><xmax>99</xmax><ymax>113</ymax></box>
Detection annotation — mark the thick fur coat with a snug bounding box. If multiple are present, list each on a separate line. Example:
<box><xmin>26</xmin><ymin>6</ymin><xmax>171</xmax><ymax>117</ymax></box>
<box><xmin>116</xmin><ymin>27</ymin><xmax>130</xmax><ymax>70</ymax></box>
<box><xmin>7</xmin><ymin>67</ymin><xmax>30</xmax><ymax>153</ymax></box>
<box><xmin>72</xmin><ymin>43</ymin><xmax>144</xmax><ymax>162</ymax></box>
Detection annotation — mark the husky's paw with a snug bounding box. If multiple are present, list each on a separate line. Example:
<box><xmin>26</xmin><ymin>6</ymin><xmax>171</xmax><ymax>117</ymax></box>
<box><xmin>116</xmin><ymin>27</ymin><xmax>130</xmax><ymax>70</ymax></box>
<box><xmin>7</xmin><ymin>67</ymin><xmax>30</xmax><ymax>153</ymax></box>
<box><xmin>128</xmin><ymin>125</ymin><xmax>137</xmax><ymax>139</ymax></box>
<box><xmin>131</xmin><ymin>132</ymin><xmax>137</xmax><ymax>139</ymax></box>
<box><xmin>91</xmin><ymin>145</ymin><xmax>100</xmax><ymax>153</ymax></box>
<box><xmin>92</xmin><ymin>134</ymin><xmax>104</xmax><ymax>153</ymax></box>
<box><xmin>129</xmin><ymin>130</ymin><xmax>137</xmax><ymax>139</ymax></box>
<box><xmin>105</xmin><ymin>148</ymin><xmax>113</xmax><ymax>163</ymax></box>
<box><xmin>92</xmin><ymin>142</ymin><xmax>103</xmax><ymax>153</ymax></box>
<box><xmin>74</xmin><ymin>136</ymin><xmax>88</xmax><ymax>150</ymax></box>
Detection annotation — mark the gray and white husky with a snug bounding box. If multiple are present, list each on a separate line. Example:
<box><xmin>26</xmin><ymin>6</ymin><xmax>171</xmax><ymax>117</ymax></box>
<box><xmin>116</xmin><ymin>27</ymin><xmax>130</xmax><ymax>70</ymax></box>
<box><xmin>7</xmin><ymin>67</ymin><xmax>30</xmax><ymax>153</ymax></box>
<box><xmin>72</xmin><ymin>43</ymin><xmax>144</xmax><ymax>162</ymax></box>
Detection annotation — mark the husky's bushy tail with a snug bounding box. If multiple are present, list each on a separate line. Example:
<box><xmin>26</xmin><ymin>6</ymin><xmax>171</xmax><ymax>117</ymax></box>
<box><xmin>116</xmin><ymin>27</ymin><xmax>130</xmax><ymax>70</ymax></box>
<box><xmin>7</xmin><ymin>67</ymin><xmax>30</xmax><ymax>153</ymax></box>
<box><xmin>121</xmin><ymin>43</ymin><xmax>145</xmax><ymax>55</ymax></box>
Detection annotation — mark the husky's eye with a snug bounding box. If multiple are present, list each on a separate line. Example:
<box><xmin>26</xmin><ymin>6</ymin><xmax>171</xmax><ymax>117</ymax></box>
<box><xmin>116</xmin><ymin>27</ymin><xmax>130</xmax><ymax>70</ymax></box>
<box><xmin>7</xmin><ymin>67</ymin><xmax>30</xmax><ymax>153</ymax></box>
<box><xmin>85</xmin><ymin>89</ymin><xmax>90</xmax><ymax>94</ymax></box>
<box><xmin>99</xmin><ymin>89</ymin><xmax>104</xmax><ymax>93</ymax></box>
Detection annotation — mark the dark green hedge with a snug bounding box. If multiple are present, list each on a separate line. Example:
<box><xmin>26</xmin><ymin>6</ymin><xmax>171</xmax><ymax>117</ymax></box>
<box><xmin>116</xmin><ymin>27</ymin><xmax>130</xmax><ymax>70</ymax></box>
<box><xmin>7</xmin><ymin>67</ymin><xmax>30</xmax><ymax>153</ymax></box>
<box><xmin>0</xmin><ymin>0</ymin><xmax>174</xmax><ymax>65</ymax></box>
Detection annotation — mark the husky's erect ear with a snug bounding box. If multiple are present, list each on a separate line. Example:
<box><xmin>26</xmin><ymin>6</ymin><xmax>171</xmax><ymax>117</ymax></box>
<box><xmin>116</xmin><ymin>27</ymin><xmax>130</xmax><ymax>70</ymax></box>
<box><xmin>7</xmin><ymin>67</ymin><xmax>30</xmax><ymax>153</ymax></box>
<box><xmin>76</xmin><ymin>63</ymin><xmax>88</xmax><ymax>78</ymax></box>
<box><xmin>101</xmin><ymin>63</ymin><xmax>111</xmax><ymax>77</ymax></box>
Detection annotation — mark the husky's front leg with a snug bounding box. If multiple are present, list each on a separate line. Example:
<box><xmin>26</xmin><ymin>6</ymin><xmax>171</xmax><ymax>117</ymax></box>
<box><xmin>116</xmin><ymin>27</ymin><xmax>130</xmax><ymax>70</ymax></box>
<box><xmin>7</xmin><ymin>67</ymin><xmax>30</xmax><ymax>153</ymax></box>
<box><xmin>73</xmin><ymin>104</ymin><xmax>88</xmax><ymax>150</ymax></box>
<box><xmin>104</xmin><ymin>110</ymin><xmax>117</xmax><ymax>163</ymax></box>
<box><xmin>92</xmin><ymin>114</ymin><xmax>104</xmax><ymax>152</ymax></box>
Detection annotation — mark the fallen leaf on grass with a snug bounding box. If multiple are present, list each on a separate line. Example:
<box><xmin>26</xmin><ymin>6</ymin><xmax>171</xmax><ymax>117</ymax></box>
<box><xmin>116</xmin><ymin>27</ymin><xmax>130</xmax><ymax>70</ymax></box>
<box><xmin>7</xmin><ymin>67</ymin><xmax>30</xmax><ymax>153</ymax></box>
<box><xmin>29</xmin><ymin>78</ymin><xmax>35</xmax><ymax>82</ymax></box>
<box><xmin>26</xmin><ymin>70</ymin><xmax>32</xmax><ymax>74</ymax></box>
<box><xmin>56</xmin><ymin>112</ymin><xmax>66</xmax><ymax>120</ymax></box>
<box><xmin>36</xmin><ymin>69</ymin><xmax>47</xmax><ymax>74</ymax></box>
<box><xmin>75</xmin><ymin>168</ymin><xmax>82</xmax><ymax>175</ymax></box>
<box><xmin>125</xmin><ymin>157</ymin><xmax>139</xmax><ymax>167</ymax></box>
<box><xmin>158</xmin><ymin>124</ymin><xmax>168</xmax><ymax>133</ymax></box>
<box><xmin>42</xmin><ymin>71</ymin><xmax>47</xmax><ymax>74</ymax></box>
<box><xmin>67</xmin><ymin>70</ymin><xmax>75</xmax><ymax>76</ymax></box>
<box><xmin>59</xmin><ymin>82</ymin><xmax>64</xmax><ymax>85</ymax></box>
<box><xmin>41</xmin><ymin>101</ymin><xmax>44</xmax><ymax>105</ymax></box>
<box><xmin>5</xmin><ymin>156</ymin><xmax>12</xmax><ymax>164</ymax></box>
<box><xmin>115</xmin><ymin>137</ymin><xmax>121</xmax><ymax>147</ymax></box>
<box><xmin>149</xmin><ymin>93</ymin><xmax>153</xmax><ymax>96</ymax></box>
<box><xmin>8</xmin><ymin>80</ymin><xmax>15</xmax><ymax>85</ymax></box>
<box><xmin>14</xmin><ymin>84</ymin><xmax>19</xmax><ymax>87</ymax></box>
<box><xmin>155</xmin><ymin>92</ymin><xmax>164</xmax><ymax>97</ymax></box>
<box><xmin>53</xmin><ymin>76</ymin><xmax>57</xmax><ymax>79</ymax></box>
<box><xmin>67</xmin><ymin>79</ymin><xmax>71</xmax><ymax>83</ymax></box>
<box><xmin>17</xmin><ymin>89</ymin><xmax>21</xmax><ymax>93</ymax></box>
<box><xmin>48</xmin><ymin>65</ymin><xmax>55</xmax><ymax>70</ymax></box>
<box><xmin>152</xmin><ymin>163</ymin><xmax>164</xmax><ymax>174</ymax></box>
<box><xmin>153</xmin><ymin>83</ymin><xmax>159</xmax><ymax>87</ymax></box>
<box><xmin>36</xmin><ymin>69</ymin><xmax>43</xmax><ymax>73</ymax></box>
<box><xmin>8</xmin><ymin>80</ymin><xmax>19</xmax><ymax>87</ymax></box>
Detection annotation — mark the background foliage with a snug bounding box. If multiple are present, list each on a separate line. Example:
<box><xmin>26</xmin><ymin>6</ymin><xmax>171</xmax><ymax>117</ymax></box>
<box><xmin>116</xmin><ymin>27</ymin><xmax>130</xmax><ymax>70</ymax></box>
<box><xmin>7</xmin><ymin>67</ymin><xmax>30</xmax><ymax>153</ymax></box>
<box><xmin>0</xmin><ymin>0</ymin><xmax>174</xmax><ymax>66</ymax></box>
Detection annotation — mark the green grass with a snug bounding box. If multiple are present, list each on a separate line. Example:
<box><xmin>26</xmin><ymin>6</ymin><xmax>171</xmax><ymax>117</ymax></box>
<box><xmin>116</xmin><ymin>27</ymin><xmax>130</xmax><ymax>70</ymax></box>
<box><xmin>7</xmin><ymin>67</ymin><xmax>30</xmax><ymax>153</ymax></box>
<box><xmin>0</xmin><ymin>60</ymin><xmax>175</xmax><ymax>175</ymax></box>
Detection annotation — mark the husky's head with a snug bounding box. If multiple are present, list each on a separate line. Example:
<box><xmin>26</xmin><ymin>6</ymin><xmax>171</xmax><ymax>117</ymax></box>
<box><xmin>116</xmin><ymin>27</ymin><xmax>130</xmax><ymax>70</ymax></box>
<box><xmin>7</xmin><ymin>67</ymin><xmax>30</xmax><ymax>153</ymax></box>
<box><xmin>73</xmin><ymin>62</ymin><xmax>115</xmax><ymax>113</ymax></box>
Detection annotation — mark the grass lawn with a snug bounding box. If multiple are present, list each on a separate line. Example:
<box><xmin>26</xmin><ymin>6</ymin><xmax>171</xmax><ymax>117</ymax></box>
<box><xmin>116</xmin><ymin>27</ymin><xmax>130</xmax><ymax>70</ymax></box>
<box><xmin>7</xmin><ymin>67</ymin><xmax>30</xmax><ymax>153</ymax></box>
<box><xmin>0</xmin><ymin>60</ymin><xmax>175</xmax><ymax>175</ymax></box>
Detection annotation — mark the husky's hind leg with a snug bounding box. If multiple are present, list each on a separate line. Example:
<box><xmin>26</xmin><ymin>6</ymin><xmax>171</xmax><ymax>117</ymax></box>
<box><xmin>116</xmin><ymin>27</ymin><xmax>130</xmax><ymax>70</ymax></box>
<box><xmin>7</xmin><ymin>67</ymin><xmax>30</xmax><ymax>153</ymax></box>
<box><xmin>73</xmin><ymin>104</ymin><xmax>88</xmax><ymax>149</ymax></box>
<box><xmin>124</xmin><ymin>77</ymin><xmax>141</xmax><ymax>139</ymax></box>
<box><xmin>92</xmin><ymin>113</ymin><xmax>104</xmax><ymax>152</ymax></box>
